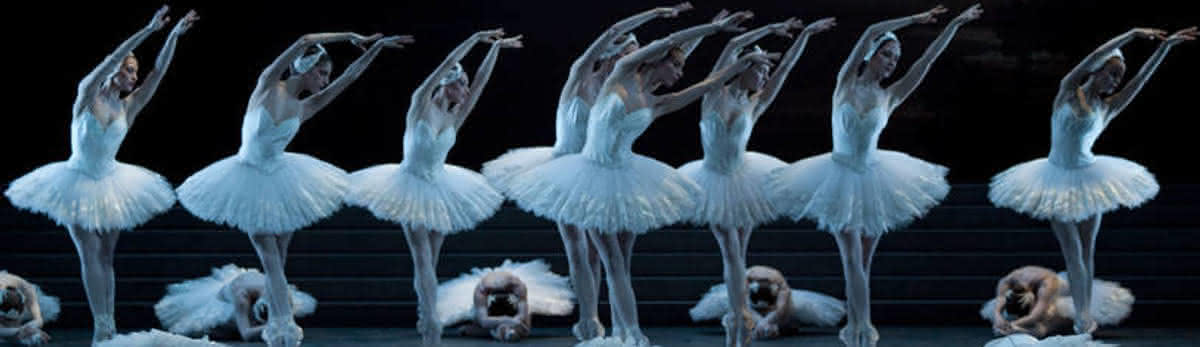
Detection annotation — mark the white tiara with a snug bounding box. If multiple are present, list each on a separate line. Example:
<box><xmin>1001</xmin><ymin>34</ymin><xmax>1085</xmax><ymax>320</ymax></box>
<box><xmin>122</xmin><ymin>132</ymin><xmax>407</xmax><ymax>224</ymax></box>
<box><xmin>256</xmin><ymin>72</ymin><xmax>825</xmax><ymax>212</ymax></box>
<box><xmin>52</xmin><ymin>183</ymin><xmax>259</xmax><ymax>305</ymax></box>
<box><xmin>1090</xmin><ymin>48</ymin><xmax>1124</xmax><ymax>72</ymax></box>
<box><xmin>864</xmin><ymin>31</ymin><xmax>899</xmax><ymax>62</ymax></box>
<box><xmin>292</xmin><ymin>43</ymin><xmax>329</xmax><ymax>75</ymax></box>
<box><xmin>440</xmin><ymin>63</ymin><xmax>467</xmax><ymax>86</ymax></box>
<box><xmin>600</xmin><ymin>33</ymin><xmax>639</xmax><ymax>60</ymax></box>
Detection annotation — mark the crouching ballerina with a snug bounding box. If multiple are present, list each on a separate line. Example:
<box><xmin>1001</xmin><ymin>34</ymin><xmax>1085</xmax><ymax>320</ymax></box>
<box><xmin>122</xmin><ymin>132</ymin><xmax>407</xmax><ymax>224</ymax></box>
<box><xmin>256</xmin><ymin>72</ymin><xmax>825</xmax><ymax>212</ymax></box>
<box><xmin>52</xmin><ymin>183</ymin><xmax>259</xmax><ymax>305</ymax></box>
<box><xmin>436</xmin><ymin>259</ymin><xmax>575</xmax><ymax>342</ymax></box>
<box><xmin>154</xmin><ymin>264</ymin><xmax>317</xmax><ymax>342</ymax></box>
<box><xmin>766</xmin><ymin>4</ymin><xmax>982</xmax><ymax>347</ymax></box>
<box><xmin>345</xmin><ymin>29</ymin><xmax>520</xmax><ymax>346</ymax></box>
<box><xmin>980</xmin><ymin>266</ymin><xmax>1132</xmax><ymax>339</ymax></box>
<box><xmin>988</xmin><ymin>26</ymin><xmax>1194</xmax><ymax>335</ymax></box>
<box><xmin>677</xmin><ymin>14</ymin><xmax>835</xmax><ymax>347</ymax></box>
<box><xmin>3</xmin><ymin>6</ymin><xmax>196</xmax><ymax>343</ymax></box>
<box><xmin>176</xmin><ymin>31</ymin><xmax>411</xmax><ymax>347</ymax></box>
<box><xmin>689</xmin><ymin>265</ymin><xmax>845</xmax><ymax>341</ymax></box>
<box><xmin>505</xmin><ymin>9</ymin><xmax>774</xmax><ymax>346</ymax></box>
<box><xmin>1</xmin><ymin>271</ymin><xmax>60</xmax><ymax>346</ymax></box>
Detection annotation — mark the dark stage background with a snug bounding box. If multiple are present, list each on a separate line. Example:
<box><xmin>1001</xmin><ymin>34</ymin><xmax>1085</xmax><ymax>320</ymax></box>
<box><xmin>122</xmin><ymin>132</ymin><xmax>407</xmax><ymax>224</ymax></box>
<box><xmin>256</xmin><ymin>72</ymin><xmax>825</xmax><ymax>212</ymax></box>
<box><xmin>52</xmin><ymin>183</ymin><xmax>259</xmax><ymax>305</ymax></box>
<box><xmin>4</xmin><ymin>0</ymin><xmax>1197</xmax><ymax>185</ymax></box>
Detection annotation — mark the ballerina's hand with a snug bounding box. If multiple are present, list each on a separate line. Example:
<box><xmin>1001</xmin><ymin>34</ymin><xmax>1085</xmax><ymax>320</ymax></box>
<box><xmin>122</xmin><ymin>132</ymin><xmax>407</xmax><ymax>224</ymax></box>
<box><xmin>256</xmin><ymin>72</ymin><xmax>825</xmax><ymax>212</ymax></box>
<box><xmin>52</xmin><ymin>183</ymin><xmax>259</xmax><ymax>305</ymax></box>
<box><xmin>170</xmin><ymin>10</ymin><xmax>199</xmax><ymax>36</ymax></box>
<box><xmin>659</xmin><ymin>2</ymin><xmax>692</xmax><ymax>18</ymax></box>
<box><xmin>954</xmin><ymin>4</ymin><xmax>983</xmax><ymax>24</ymax></box>
<box><xmin>753</xmin><ymin>320</ymin><xmax>779</xmax><ymax>339</ymax></box>
<box><xmin>915</xmin><ymin>5</ymin><xmax>948</xmax><ymax>24</ymax></box>
<box><xmin>805</xmin><ymin>17</ymin><xmax>837</xmax><ymax>34</ymax></box>
<box><xmin>769</xmin><ymin>18</ymin><xmax>804</xmax><ymax>39</ymax></box>
<box><xmin>378</xmin><ymin>35</ymin><xmax>415</xmax><ymax>49</ymax></box>
<box><xmin>496</xmin><ymin>35</ymin><xmax>524</xmax><ymax>48</ymax></box>
<box><xmin>147</xmin><ymin>5</ymin><xmax>171</xmax><ymax>31</ymax></box>
<box><xmin>476</xmin><ymin>28</ymin><xmax>506</xmax><ymax>42</ymax></box>
<box><xmin>717</xmin><ymin>10</ymin><xmax>754</xmax><ymax>32</ymax></box>
<box><xmin>1131</xmin><ymin>27</ymin><xmax>1168</xmax><ymax>40</ymax></box>
<box><xmin>351</xmin><ymin>33</ymin><xmax>383</xmax><ymax>51</ymax></box>
<box><xmin>1166</xmin><ymin>26</ymin><xmax>1197</xmax><ymax>45</ymax></box>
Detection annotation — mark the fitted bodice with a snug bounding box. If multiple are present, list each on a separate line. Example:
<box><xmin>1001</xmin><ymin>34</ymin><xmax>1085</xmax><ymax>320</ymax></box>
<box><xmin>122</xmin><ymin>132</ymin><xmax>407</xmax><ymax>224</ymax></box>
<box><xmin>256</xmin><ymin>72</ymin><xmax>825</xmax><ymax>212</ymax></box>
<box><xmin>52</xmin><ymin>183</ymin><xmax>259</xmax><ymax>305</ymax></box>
<box><xmin>831</xmin><ymin>102</ymin><xmax>889</xmax><ymax>170</ymax></box>
<box><xmin>401</xmin><ymin>117</ymin><xmax>458</xmax><ymax>179</ymax></box>
<box><xmin>552</xmin><ymin>96</ymin><xmax>591</xmax><ymax>156</ymax></box>
<box><xmin>1048</xmin><ymin>103</ymin><xmax>1108</xmax><ymax>168</ymax></box>
<box><xmin>581</xmin><ymin>93</ymin><xmax>654</xmax><ymax>166</ymax></box>
<box><xmin>67</xmin><ymin>110</ymin><xmax>129</xmax><ymax>176</ymax></box>
<box><xmin>698</xmin><ymin>94</ymin><xmax>757</xmax><ymax>173</ymax></box>
<box><xmin>236</xmin><ymin>107</ymin><xmax>300</xmax><ymax>169</ymax></box>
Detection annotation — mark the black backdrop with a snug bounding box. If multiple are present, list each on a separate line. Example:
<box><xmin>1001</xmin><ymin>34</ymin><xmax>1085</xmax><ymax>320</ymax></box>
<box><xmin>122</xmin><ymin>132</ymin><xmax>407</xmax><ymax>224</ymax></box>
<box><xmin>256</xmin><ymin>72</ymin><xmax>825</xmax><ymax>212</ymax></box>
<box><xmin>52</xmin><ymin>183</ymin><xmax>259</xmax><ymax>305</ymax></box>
<box><xmin>5</xmin><ymin>0</ymin><xmax>1196</xmax><ymax>187</ymax></box>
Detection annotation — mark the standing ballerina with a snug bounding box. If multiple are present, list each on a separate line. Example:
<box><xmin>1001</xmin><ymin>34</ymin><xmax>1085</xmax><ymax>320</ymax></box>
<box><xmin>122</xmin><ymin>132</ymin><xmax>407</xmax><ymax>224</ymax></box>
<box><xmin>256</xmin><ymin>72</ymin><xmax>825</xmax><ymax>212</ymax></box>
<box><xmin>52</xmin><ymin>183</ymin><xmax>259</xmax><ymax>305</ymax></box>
<box><xmin>176</xmin><ymin>32</ymin><xmax>411</xmax><ymax>347</ymax></box>
<box><xmin>3</xmin><ymin>5</ymin><xmax>196</xmax><ymax>343</ymax></box>
<box><xmin>345</xmin><ymin>29</ymin><xmax>520</xmax><ymax>346</ymax></box>
<box><xmin>988</xmin><ymin>26</ymin><xmax>1195</xmax><ymax>335</ymax></box>
<box><xmin>677</xmin><ymin>14</ymin><xmax>835</xmax><ymax>347</ymax></box>
<box><xmin>766</xmin><ymin>4</ymin><xmax>981</xmax><ymax>347</ymax></box>
<box><xmin>481</xmin><ymin>3</ymin><xmax>692</xmax><ymax>340</ymax></box>
<box><xmin>506</xmin><ymin>10</ymin><xmax>772</xmax><ymax>346</ymax></box>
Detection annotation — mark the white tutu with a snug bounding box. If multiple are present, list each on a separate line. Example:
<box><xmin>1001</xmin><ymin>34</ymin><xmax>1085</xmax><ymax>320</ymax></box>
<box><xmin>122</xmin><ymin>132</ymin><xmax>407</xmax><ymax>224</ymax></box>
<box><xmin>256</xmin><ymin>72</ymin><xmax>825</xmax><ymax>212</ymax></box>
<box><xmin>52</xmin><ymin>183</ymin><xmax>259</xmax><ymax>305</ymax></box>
<box><xmin>767</xmin><ymin>151</ymin><xmax>950</xmax><ymax>235</ymax></box>
<box><xmin>678</xmin><ymin>152</ymin><xmax>787</xmax><ymax>229</ymax></box>
<box><xmin>347</xmin><ymin>163</ymin><xmax>502</xmax><ymax>234</ymax></box>
<box><xmin>5</xmin><ymin>161</ymin><xmax>175</xmax><ymax>232</ymax></box>
<box><xmin>481</xmin><ymin>146</ymin><xmax>557</xmax><ymax>195</ymax></box>
<box><xmin>980</xmin><ymin>273</ymin><xmax>1133</xmax><ymax>327</ymax></box>
<box><xmin>97</xmin><ymin>329</ymin><xmax>229</xmax><ymax>347</ymax></box>
<box><xmin>989</xmin><ymin>156</ymin><xmax>1158</xmax><ymax>223</ymax></box>
<box><xmin>154</xmin><ymin>264</ymin><xmax>317</xmax><ymax>337</ymax></box>
<box><xmin>506</xmin><ymin>153</ymin><xmax>701</xmax><ymax>234</ymax></box>
<box><xmin>984</xmin><ymin>333</ymin><xmax>1114</xmax><ymax>347</ymax></box>
<box><xmin>437</xmin><ymin>259</ymin><xmax>574</xmax><ymax>327</ymax></box>
<box><xmin>689</xmin><ymin>283</ymin><xmax>845</xmax><ymax>327</ymax></box>
<box><xmin>176</xmin><ymin>153</ymin><xmax>348</xmax><ymax>234</ymax></box>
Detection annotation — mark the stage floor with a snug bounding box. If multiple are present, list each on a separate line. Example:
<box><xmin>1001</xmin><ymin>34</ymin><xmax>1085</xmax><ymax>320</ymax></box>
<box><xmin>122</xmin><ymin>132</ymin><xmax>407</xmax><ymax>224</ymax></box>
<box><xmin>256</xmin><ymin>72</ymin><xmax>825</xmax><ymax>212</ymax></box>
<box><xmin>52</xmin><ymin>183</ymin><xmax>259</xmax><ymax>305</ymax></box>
<box><xmin>38</xmin><ymin>326</ymin><xmax>1199</xmax><ymax>346</ymax></box>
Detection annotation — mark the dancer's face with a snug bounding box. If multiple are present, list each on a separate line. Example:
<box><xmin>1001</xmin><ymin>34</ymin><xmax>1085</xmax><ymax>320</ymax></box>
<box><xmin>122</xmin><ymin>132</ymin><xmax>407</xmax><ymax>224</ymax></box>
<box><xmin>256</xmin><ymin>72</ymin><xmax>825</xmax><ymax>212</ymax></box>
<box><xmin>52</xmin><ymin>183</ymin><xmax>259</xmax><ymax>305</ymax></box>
<box><xmin>648</xmin><ymin>48</ymin><xmax>686</xmax><ymax>88</ymax></box>
<box><xmin>0</xmin><ymin>289</ymin><xmax>22</xmax><ymax>312</ymax></box>
<box><xmin>301</xmin><ymin>61</ymin><xmax>333</xmax><ymax>94</ymax></box>
<box><xmin>441</xmin><ymin>77</ymin><xmax>470</xmax><ymax>105</ymax></box>
<box><xmin>736</xmin><ymin>62</ymin><xmax>770</xmax><ymax>92</ymax></box>
<box><xmin>111</xmin><ymin>56</ymin><xmax>139</xmax><ymax>93</ymax></box>
<box><xmin>1091</xmin><ymin>58</ymin><xmax>1126</xmax><ymax>95</ymax></box>
<box><xmin>868</xmin><ymin>40</ymin><xmax>900</xmax><ymax>79</ymax></box>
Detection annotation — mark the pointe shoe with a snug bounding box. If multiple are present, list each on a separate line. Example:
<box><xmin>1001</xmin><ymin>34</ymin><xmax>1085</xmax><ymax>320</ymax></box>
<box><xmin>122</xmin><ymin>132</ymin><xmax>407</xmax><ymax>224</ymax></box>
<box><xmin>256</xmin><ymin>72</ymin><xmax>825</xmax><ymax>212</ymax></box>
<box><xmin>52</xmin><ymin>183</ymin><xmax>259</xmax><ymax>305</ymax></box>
<box><xmin>722</xmin><ymin>311</ymin><xmax>756</xmax><ymax>347</ymax></box>
<box><xmin>1074</xmin><ymin>319</ymin><xmax>1098</xmax><ymax>335</ymax></box>
<box><xmin>262</xmin><ymin>320</ymin><xmax>303</xmax><ymax>347</ymax></box>
<box><xmin>572</xmin><ymin>317</ymin><xmax>606</xmax><ymax>341</ymax></box>
<box><xmin>622</xmin><ymin>329</ymin><xmax>650</xmax><ymax>347</ymax></box>
<box><xmin>417</xmin><ymin>316</ymin><xmax>443</xmax><ymax>346</ymax></box>
<box><xmin>839</xmin><ymin>323</ymin><xmax>878</xmax><ymax>347</ymax></box>
<box><xmin>92</xmin><ymin>314</ymin><xmax>115</xmax><ymax>343</ymax></box>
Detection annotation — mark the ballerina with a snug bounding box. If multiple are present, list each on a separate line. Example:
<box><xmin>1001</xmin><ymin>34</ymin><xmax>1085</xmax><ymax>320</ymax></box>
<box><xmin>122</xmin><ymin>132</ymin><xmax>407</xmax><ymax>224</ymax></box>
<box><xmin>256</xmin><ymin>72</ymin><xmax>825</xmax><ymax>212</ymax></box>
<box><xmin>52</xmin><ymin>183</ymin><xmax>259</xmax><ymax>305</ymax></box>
<box><xmin>154</xmin><ymin>264</ymin><xmax>317</xmax><ymax>342</ymax></box>
<box><xmin>766</xmin><ymin>4</ymin><xmax>982</xmax><ymax>346</ymax></box>
<box><xmin>436</xmin><ymin>259</ymin><xmax>575</xmax><ymax>342</ymax></box>
<box><xmin>505</xmin><ymin>9</ymin><xmax>772</xmax><ymax>346</ymax></box>
<box><xmin>345</xmin><ymin>29</ymin><xmax>520</xmax><ymax>346</ymax></box>
<box><xmin>481</xmin><ymin>3</ymin><xmax>692</xmax><ymax>340</ymax></box>
<box><xmin>988</xmin><ymin>26</ymin><xmax>1195</xmax><ymax>335</ymax></box>
<box><xmin>980</xmin><ymin>266</ymin><xmax>1133</xmax><ymax>338</ymax></box>
<box><xmin>3</xmin><ymin>5</ymin><xmax>196</xmax><ymax>343</ymax></box>
<box><xmin>176</xmin><ymin>30</ymin><xmax>410</xmax><ymax>347</ymax></box>
<box><xmin>677</xmin><ymin>14</ymin><xmax>835</xmax><ymax>347</ymax></box>
<box><xmin>689</xmin><ymin>265</ymin><xmax>845</xmax><ymax>341</ymax></box>
<box><xmin>1</xmin><ymin>271</ymin><xmax>61</xmax><ymax>346</ymax></box>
